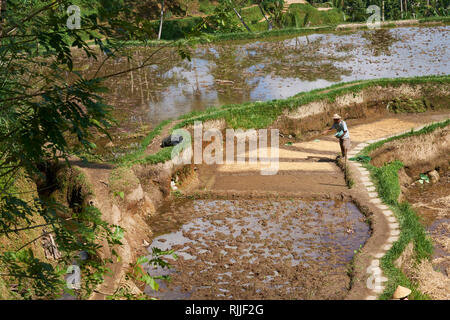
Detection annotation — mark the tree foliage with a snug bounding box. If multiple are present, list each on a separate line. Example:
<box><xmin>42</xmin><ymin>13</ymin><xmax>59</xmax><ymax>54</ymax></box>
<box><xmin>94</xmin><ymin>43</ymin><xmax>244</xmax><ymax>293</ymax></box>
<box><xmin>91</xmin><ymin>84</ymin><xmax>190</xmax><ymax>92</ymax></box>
<box><xmin>340</xmin><ymin>0</ymin><xmax>449</xmax><ymax>21</ymax></box>
<box><xmin>0</xmin><ymin>0</ymin><xmax>185</xmax><ymax>299</ymax></box>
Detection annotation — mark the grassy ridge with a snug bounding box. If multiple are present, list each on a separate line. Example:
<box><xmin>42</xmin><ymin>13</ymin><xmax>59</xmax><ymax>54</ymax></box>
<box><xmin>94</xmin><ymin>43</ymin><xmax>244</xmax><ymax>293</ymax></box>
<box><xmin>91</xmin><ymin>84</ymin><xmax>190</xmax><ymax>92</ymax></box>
<box><xmin>419</xmin><ymin>16</ymin><xmax>450</xmax><ymax>23</ymax></box>
<box><xmin>356</xmin><ymin>119</ymin><xmax>450</xmax><ymax>300</ymax></box>
<box><xmin>124</xmin><ymin>75</ymin><xmax>449</xmax><ymax>167</ymax></box>
<box><xmin>113</xmin><ymin>16</ymin><xmax>449</xmax><ymax>49</ymax></box>
<box><xmin>174</xmin><ymin>75</ymin><xmax>450</xmax><ymax>130</ymax></box>
<box><xmin>117</xmin><ymin>119</ymin><xmax>172</xmax><ymax>166</ymax></box>
<box><xmin>285</xmin><ymin>3</ymin><xmax>344</xmax><ymax>27</ymax></box>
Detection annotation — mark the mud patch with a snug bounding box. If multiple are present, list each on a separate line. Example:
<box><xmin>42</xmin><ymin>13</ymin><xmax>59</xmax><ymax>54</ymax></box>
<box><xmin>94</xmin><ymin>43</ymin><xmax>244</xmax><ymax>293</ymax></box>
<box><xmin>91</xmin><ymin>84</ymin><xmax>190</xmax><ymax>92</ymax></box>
<box><xmin>406</xmin><ymin>170</ymin><xmax>450</xmax><ymax>281</ymax></box>
<box><xmin>393</xmin><ymin>134</ymin><xmax>450</xmax><ymax>299</ymax></box>
<box><xmin>144</xmin><ymin>199</ymin><xmax>370</xmax><ymax>300</ymax></box>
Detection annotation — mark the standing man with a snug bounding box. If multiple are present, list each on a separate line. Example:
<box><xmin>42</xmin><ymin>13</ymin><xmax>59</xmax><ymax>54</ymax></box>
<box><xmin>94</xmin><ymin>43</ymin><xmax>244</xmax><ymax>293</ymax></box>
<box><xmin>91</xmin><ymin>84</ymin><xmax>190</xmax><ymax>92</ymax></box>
<box><xmin>323</xmin><ymin>114</ymin><xmax>351</xmax><ymax>159</ymax></box>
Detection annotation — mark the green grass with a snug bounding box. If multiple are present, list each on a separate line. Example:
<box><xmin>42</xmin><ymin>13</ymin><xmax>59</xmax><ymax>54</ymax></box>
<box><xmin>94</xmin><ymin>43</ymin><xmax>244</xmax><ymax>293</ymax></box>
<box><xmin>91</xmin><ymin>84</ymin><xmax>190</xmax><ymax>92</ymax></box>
<box><xmin>138</xmin><ymin>146</ymin><xmax>175</xmax><ymax>165</ymax></box>
<box><xmin>124</xmin><ymin>75</ymin><xmax>449</xmax><ymax>167</ymax></box>
<box><xmin>284</xmin><ymin>3</ymin><xmax>344</xmax><ymax>28</ymax></box>
<box><xmin>418</xmin><ymin>16</ymin><xmax>450</xmax><ymax>23</ymax></box>
<box><xmin>117</xmin><ymin>119</ymin><xmax>172</xmax><ymax>166</ymax></box>
<box><xmin>136</xmin><ymin>3</ymin><xmax>342</xmax><ymax>41</ymax></box>
<box><xmin>198</xmin><ymin>0</ymin><xmax>217</xmax><ymax>15</ymax></box>
<box><xmin>173</xmin><ymin>75</ymin><xmax>450</xmax><ymax>131</ymax></box>
<box><xmin>204</xmin><ymin>24</ymin><xmax>335</xmax><ymax>42</ymax></box>
<box><xmin>240</xmin><ymin>5</ymin><xmax>267</xmax><ymax>29</ymax></box>
<box><xmin>146</xmin><ymin>17</ymin><xmax>205</xmax><ymax>40</ymax></box>
<box><xmin>355</xmin><ymin>120</ymin><xmax>450</xmax><ymax>300</ymax></box>
<box><xmin>144</xmin><ymin>3</ymin><xmax>267</xmax><ymax>40</ymax></box>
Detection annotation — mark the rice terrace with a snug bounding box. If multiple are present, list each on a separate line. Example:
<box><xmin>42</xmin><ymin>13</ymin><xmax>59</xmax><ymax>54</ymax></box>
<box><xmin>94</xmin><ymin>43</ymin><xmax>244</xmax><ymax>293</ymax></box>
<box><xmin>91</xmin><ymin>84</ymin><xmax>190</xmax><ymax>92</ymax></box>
<box><xmin>0</xmin><ymin>0</ymin><xmax>449</xmax><ymax>307</ymax></box>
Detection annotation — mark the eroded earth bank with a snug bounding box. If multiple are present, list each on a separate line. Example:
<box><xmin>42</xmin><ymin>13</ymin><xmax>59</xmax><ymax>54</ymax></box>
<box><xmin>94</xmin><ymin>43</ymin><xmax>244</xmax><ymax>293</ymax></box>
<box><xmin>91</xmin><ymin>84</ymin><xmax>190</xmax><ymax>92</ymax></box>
<box><xmin>63</xmin><ymin>80</ymin><xmax>448</xmax><ymax>300</ymax></box>
<box><xmin>370</xmin><ymin>125</ymin><xmax>450</xmax><ymax>299</ymax></box>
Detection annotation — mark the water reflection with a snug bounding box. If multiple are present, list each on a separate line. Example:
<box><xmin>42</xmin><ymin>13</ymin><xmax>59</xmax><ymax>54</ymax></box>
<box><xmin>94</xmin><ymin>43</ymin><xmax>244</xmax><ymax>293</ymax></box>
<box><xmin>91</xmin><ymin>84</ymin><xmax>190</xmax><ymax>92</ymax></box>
<box><xmin>74</xmin><ymin>26</ymin><xmax>449</xmax><ymax>150</ymax></box>
<box><xmin>361</xmin><ymin>29</ymin><xmax>399</xmax><ymax>56</ymax></box>
<box><xmin>144</xmin><ymin>199</ymin><xmax>370</xmax><ymax>300</ymax></box>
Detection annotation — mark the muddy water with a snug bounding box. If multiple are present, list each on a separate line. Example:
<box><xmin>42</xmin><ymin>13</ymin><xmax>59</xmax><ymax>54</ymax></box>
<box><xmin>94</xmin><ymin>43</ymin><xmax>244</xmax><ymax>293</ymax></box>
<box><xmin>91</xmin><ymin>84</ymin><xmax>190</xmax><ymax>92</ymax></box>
<box><xmin>143</xmin><ymin>199</ymin><xmax>370</xmax><ymax>300</ymax></box>
<box><xmin>79</xmin><ymin>26</ymin><xmax>449</xmax><ymax>130</ymax></box>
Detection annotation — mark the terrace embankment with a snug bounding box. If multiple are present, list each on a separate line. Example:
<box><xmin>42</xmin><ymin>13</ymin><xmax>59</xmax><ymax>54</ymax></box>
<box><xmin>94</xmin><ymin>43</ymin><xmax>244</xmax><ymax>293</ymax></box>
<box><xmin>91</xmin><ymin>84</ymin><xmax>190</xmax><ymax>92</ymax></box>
<box><xmin>60</xmin><ymin>79</ymin><xmax>449</xmax><ymax>299</ymax></box>
<box><xmin>190</xmin><ymin>82</ymin><xmax>449</xmax><ymax>197</ymax></box>
<box><xmin>369</xmin><ymin>125</ymin><xmax>450</xmax><ymax>299</ymax></box>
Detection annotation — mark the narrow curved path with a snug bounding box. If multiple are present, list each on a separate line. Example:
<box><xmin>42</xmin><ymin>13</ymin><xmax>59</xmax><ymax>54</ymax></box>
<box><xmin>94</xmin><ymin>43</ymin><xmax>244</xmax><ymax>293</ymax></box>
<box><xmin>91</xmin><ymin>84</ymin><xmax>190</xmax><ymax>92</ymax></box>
<box><xmin>189</xmin><ymin>112</ymin><xmax>450</xmax><ymax>299</ymax></box>
<box><xmin>71</xmin><ymin>111</ymin><xmax>449</xmax><ymax>299</ymax></box>
<box><xmin>195</xmin><ymin>114</ymin><xmax>448</xmax><ymax>197</ymax></box>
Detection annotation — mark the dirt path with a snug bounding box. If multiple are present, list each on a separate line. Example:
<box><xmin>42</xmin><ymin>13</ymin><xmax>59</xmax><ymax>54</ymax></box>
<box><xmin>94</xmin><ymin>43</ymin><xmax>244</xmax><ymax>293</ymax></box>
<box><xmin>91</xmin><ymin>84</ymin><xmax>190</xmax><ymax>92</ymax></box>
<box><xmin>193</xmin><ymin>114</ymin><xmax>449</xmax><ymax>196</ymax></box>
<box><xmin>144</xmin><ymin>120</ymin><xmax>182</xmax><ymax>157</ymax></box>
<box><xmin>69</xmin><ymin>110</ymin><xmax>449</xmax><ymax>300</ymax></box>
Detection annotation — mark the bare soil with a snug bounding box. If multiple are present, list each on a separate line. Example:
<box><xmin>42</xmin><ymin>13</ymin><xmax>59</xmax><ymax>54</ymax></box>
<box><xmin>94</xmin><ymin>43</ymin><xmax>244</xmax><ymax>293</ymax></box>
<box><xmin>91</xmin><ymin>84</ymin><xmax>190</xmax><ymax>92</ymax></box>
<box><xmin>406</xmin><ymin>170</ymin><xmax>450</xmax><ymax>294</ymax></box>
<box><xmin>145</xmin><ymin>198</ymin><xmax>369</xmax><ymax>300</ymax></box>
<box><xmin>62</xmin><ymin>107</ymin><xmax>449</xmax><ymax>300</ymax></box>
<box><xmin>370</xmin><ymin>125</ymin><xmax>450</xmax><ymax>299</ymax></box>
<box><xmin>143</xmin><ymin>111</ymin><xmax>450</xmax><ymax>300</ymax></box>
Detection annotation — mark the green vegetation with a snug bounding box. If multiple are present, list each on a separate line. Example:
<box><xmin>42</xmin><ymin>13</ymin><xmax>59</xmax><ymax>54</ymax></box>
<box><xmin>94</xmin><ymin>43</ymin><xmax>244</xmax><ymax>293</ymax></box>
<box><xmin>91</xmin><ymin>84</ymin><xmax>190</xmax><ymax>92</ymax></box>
<box><xmin>0</xmin><ymin>0</ymin><xmax>177</xmax><ymax>300</ymax></box>
<box><xmin>149</xmin><ymin>16</ymin><xmax>205</xmax><ymax>40</ymax></box>
<box><xmin>388</xmin><ymin>97</ymin><xmax>428</xmax><ymax>113</ymax></box>
<box><xmin>136</xmin><ymin>146</ymin><xmax>175</xmax><ymax>166</ymax></box>
<box><xmin>341</xmin><ymin>0</ymin><xmax>448</xmax><ymax>22</ymax></box>
<box><xmin>118</xmin><ymin>119</ymin><xmax>172</xmax><ymax>166</ymax></box>
<box><xmin>151</xmin><ymin>2</ymin><xmax>345</xmax><ymax>39</ymax></box>
<box><xmin>120</xmin><ymin>0</ymin><xmax>448</xmax><ymax>41</ymax></box>
<box><xmin>283</xmin><ymin>3</ymin><xmax>344</xmax><ymax>28</ymax></box>
<box><xmin>128</xmin><ymin>75</ymin><xmax>450</xmax><ymax>167</ymax></box>
<box><xmin>199</xmin><ymin>0</ymin><xmax>218</xmax><ymax>15</ymax></box>
<box><xmin>202</xmin><ymin>24</ymin><xmax>335</xmax><ymax>41</ymax></box>
<box><xmin>175</xmin><ymin>75</ymin><xmax>450</xmax><ymax>130</ymax></box>
<box><xmin>419</xmin><ymin>15</ymin><xmax>450</xmax><ymax>23</ymax></box>
<box><xmin>356</xmin><ymin>120</ymin><xmax>450</xmax><ymax>300</ymax></box>
<box><xmin>107</xmin><ymin>249</ymin><xmax>177</xmax><ymax>300</ymax></box>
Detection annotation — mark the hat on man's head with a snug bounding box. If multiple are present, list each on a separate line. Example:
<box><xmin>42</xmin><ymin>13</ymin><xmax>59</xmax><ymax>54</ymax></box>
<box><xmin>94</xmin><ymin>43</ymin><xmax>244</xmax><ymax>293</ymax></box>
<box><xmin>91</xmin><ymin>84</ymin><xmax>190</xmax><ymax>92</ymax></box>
<box><xmin>393</xmin><ymin>285</ymin><xmax>411</xmax><ymax>299</ymax></box>
<box><xmin>333</xmin><ymin>114</ymin><xmax>341</xmax><ymax>120</ymax></box>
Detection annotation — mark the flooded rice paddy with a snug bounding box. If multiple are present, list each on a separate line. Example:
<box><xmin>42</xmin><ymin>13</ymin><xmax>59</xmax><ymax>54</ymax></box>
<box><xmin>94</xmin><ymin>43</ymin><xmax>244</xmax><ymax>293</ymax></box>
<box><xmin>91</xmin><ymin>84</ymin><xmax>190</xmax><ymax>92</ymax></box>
<box><xmin>78</xmin><ymin>26</ymin><xmax>449</xmax><ymax>130</ymax></box>
<box><xmin>143</xmin><ymin>199</ymin><xmax>370</xmax><ymax>300</ymax></box>
<box><xmin>74</xmin><ymin>26</ymin><xmax>450</xmax><ymax>156</ymax></box>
